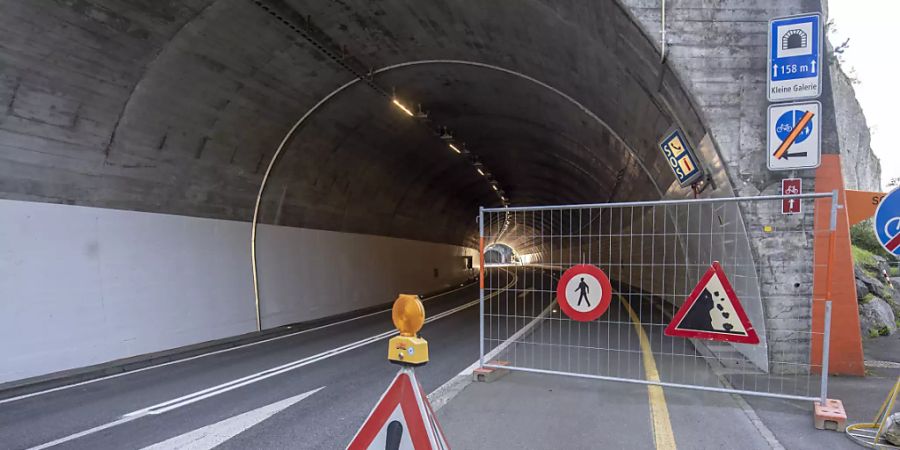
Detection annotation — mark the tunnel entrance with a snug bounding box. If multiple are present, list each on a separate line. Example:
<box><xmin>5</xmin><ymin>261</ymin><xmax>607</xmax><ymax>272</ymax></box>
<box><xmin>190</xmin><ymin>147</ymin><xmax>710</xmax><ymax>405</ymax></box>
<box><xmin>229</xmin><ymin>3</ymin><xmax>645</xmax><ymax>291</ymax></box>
<box><xmin>484</xmin><ymin>243</ymin><xmax>517</xmax><ymax>265</ymax></box>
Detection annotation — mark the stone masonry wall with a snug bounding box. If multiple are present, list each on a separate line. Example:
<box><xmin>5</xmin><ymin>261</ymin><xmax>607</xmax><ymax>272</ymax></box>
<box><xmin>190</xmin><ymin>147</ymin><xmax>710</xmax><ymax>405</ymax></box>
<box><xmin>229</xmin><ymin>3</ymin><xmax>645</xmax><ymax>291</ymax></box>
<box><xmin>622</xmin><ymin>0</ymin><xmax>882</xmax><ymax>372</ymax></box>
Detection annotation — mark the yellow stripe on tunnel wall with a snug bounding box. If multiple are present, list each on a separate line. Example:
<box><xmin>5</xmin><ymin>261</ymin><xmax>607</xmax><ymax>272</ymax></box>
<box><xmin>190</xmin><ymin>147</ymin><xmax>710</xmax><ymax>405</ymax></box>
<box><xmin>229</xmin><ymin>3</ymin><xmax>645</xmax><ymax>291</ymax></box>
<box><xmin>619</xmin><ymin>296</ymin><xmax>677</xmax><ymax>450</ymax></box>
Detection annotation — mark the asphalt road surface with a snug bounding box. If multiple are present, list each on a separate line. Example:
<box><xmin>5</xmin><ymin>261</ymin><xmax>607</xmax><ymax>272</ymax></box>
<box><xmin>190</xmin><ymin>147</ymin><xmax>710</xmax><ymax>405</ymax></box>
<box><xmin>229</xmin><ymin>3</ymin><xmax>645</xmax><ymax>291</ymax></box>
<box><xmin>0</xmin><ymin>268</ymin><xmax>540</xmax><ymax>450</ymax></box>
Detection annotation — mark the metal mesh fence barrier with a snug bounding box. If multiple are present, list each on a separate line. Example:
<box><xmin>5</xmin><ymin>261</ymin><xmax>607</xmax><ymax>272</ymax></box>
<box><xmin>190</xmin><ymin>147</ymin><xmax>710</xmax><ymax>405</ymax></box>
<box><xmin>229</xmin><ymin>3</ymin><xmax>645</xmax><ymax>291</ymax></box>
<box><xmin>479</xmin><ymin>193</ymin><xmax>835</xmax><ymax>401</ymax></box>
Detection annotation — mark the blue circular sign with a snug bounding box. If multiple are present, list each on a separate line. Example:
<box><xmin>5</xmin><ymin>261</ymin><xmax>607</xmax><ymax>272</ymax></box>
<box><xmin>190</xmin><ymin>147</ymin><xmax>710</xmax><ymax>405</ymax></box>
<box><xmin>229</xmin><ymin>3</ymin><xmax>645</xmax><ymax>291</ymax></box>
<box><xmin>775</xmin><ymin>110</ymin><xmax>813</xmax><ymax>144</ymax></box>
<box><xmin>873</xmin><ymin>186</ymin><xmax>900</xmax><ymax>257</ymax></box>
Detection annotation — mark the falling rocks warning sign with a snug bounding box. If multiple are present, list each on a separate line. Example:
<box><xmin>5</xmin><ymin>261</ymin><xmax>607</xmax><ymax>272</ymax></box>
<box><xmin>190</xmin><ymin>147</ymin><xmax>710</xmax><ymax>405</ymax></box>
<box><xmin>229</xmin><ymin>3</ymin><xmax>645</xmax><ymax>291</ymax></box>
<box><xmin>664</xmin><ymin>261</ymin><xmax>760</xmax><ymax>345</ymax></box>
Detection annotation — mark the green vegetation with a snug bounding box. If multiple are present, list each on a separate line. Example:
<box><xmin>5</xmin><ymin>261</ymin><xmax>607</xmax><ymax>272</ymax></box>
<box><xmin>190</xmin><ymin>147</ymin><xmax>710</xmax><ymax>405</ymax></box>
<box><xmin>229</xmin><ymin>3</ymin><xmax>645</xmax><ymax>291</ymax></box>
<box><xmin>851</xmin><ymin>245</ymin><xmax>882</xmax><ymax>278</ymax></box>
<box><xmin>860</xmin><ymin>292</ymin><xmax>874</xmax><ymax>304</ymax></box>
<box><xmin>867</xmin><ymin>327</ymin><xmax>891</xmax><ymax>338</ymax></box>
<box><xmin>851</xmin><ymin>220</ymin><xmax>893</xmax><ymax>259</ymax></box>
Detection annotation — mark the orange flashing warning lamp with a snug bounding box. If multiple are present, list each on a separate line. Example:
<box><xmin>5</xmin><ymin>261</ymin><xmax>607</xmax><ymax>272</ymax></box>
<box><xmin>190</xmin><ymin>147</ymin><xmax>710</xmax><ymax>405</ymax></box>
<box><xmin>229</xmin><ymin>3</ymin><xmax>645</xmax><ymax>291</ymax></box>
<box><xmin>388</xmin><ymin>294</ymin><xmax>429</xmax><ymax>366</ymax></box>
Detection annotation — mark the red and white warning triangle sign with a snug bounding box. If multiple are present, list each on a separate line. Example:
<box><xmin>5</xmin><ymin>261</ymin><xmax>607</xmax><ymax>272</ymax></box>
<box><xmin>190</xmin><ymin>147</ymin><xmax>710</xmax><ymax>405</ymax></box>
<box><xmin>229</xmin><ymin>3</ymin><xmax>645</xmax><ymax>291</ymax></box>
<box><xmin>665</xmin><ymin>261</ymin><xmax>760</xmax><ymax>344</ymax></box>
<box><xmin>347</xmin><ymin>368</ymin><xmax>449</xmax><ymax>450</ymax></box>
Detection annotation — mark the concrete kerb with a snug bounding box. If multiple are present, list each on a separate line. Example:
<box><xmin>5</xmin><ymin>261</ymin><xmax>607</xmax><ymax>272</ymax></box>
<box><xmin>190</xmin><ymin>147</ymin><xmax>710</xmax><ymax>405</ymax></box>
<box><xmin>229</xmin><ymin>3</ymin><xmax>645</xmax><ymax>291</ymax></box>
<box><xmin>690</xmin><ymin>338</ymin><xmax>787</xmax><ymax>450</ymax></box>
<box><xmin>430</xmin><ymin>285</ymin><xmax>556</xmax><ymax>410</ymax></box>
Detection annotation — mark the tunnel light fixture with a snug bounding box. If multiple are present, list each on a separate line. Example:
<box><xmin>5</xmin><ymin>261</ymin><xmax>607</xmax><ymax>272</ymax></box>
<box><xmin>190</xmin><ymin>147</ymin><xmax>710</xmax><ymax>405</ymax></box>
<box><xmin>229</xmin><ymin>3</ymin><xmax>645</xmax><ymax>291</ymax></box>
<box><xmin>440</xmin><ymin>127</ymin><xmax>454</xmax><ymax>140</ymax></box>
<box><xmin>392</xmin><ymin>99</ymin><xmax>414</xmax><ymax>117</ymax></box>
<box><xmin>391</xmin><ymin>97</ymin><xmax>503</xmax><ymax>212</ymax></box>
<box><xmin>415</xmin><ymin>104</ymin><xmax>428</xmax><ymax>119</ymax></box>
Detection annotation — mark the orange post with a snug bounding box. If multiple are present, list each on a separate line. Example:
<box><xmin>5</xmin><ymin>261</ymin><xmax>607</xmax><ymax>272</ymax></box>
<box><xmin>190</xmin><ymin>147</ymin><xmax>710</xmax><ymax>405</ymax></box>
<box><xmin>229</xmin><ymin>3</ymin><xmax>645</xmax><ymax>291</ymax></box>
<box><xmin>811</xmin><ymin>155</ymin><xmax>865</xmax><ymax>376</ymax></box>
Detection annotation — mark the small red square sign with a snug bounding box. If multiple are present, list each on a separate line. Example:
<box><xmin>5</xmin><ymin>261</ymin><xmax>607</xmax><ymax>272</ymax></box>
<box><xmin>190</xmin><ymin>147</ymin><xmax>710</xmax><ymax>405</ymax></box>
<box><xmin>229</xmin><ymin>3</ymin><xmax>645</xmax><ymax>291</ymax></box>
<box><xmin>782</xmin><ymin>178</ymin><xmax>802</xmax><ymax>214</ymax></box>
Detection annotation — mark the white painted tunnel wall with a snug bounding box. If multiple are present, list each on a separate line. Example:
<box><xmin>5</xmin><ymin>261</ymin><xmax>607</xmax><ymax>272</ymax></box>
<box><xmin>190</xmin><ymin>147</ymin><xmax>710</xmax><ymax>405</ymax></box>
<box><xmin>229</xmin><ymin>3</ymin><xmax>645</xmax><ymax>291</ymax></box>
<box><xmin>255</xmin><ymin>222</ymin><xmax>477</xmax><ymax>328</ymax></box>
<box><xmin>0</xmin><ymin>199</ymin><xmax>476</xmax><ymax>384</ymax></box>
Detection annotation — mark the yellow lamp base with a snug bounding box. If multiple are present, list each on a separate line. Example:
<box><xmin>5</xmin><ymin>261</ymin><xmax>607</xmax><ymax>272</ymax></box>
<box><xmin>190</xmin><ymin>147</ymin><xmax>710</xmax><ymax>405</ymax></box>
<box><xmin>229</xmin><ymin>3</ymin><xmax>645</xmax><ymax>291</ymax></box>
<box><xmin>388</xmin><ymin>335</ymin><xmax>429</xmax><ymax>366</ymax></box>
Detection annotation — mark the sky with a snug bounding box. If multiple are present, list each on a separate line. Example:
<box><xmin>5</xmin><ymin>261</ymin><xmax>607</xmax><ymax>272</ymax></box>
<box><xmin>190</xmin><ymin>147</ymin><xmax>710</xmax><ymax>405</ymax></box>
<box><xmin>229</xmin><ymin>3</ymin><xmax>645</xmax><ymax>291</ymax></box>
<box><xmin>827</xmin><ymin>1</ymin><xmax>898</xmax><ymax>190</ymax></box>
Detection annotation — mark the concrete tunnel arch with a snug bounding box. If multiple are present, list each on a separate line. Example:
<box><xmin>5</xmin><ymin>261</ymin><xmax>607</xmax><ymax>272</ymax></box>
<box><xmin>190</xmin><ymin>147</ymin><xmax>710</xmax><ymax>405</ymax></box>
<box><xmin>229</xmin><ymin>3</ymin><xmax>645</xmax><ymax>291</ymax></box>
<box><xmin>249</xmin><ymin>58</ymin><xmax>768</xmax><ymax>372</ymax></box>
<box><xmin>249</xmin><ymin>58</ymin><xmax>670</xmax><ymax>324</ymax></box>
<box><xmin>0</xmin><ymin>0</ymin><xmax>790</xmax><ymax>382</ymax></box>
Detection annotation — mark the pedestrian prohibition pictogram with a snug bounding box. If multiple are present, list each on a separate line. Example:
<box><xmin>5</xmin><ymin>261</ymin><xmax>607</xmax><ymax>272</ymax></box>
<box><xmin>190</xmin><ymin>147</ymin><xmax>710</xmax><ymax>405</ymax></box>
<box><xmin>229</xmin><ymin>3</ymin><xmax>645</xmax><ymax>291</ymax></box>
<box><xmin>665</xmin><ymin>262</ymin><xmax>760</xmax><ymax>344</ymax></box>
<box><xmin>556</xmin><ymin>265</ymin><xmax>613</xmax><ymax>322</ymax></box>
<box><xmin>874</xmin><ymin>186</ymin><xmax>900</xmax><ymax>257</ymax></box>
<box><xmin>347</xmin><ymin>369</ymin><xmax>449</xmax><ymax>450</ymax></box>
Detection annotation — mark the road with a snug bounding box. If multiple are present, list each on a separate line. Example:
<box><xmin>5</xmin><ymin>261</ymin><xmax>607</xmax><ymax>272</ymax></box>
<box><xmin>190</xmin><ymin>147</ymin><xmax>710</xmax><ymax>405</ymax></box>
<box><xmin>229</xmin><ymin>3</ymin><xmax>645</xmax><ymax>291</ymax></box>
<box><xmin>1</xmin><ymin>267</ymin><xmax>807</xmax><ymax>449</ymax></box>
<box><xmin>0</xmin><ymin>268</ymin><xmax>539</xmax><ymax>449</ymax></box>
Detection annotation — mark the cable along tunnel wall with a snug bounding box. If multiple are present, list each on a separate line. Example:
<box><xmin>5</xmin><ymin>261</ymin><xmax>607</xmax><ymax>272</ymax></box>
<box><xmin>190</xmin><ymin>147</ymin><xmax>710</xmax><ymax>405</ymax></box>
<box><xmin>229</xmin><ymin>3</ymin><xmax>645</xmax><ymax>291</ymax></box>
<box><xmin>480</xmin><ymin>193</ymin><xmax>834</xmax><ymax>400</ymax></box>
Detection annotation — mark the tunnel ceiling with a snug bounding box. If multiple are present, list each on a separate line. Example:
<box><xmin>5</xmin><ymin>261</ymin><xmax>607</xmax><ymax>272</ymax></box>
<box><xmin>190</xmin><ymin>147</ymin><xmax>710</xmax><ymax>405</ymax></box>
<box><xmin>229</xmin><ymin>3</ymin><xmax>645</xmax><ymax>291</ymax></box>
<box><xmin>0</xmin><ymin>0</ymin><xmax>712</xmax><ymax>247</ymax></box>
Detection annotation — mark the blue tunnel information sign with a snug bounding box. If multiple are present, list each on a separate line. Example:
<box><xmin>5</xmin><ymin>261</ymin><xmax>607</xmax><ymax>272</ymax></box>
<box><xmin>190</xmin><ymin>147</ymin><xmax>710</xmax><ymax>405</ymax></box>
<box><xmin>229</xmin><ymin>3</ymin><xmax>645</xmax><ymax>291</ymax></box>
<box><xmin>768</xmin><ymin>13</ymin><xmax>822</xmax><ymax>102</ymax></box>
<box><xmin>658</xmin><ymin>128</ymin><xmax>703</xmax><ymax>187</ymax></box>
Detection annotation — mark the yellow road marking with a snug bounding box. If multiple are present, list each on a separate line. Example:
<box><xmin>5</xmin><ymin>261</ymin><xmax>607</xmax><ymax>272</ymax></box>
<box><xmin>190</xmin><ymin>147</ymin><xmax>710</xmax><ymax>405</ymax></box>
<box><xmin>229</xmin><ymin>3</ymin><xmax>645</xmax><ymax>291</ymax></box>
<box><xmin>620</xmin><ymin>296</ymin><xmax>677</xmax><ymax>450</ymax></box>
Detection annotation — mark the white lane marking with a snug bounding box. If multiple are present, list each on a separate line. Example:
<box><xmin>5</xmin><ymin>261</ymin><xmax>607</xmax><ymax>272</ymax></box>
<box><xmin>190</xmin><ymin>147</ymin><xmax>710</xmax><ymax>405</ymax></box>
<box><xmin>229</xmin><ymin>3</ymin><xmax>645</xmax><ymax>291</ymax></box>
<box><xmin>1</xmin><ymin>282</ymin><xmax>476</xmax><ymax>405</ymax></box>
<box><xmin>27</xmin><ymin>417</ymin><xmax>135</xmax><ymax>450</ymax></box>
<box><xmin>140</xmin><ymin>387</ymin><xmax>324</xmax><ymax>450</ymax></box>
<box><xmin>28</xmin><ymin>272</ymin><xmax>515</xmax><ymax>449</ymax></box>
<box><xmin>28</xmin><ymin>388</ymin><xmax>324</xmax><ymax>450</ymax></box>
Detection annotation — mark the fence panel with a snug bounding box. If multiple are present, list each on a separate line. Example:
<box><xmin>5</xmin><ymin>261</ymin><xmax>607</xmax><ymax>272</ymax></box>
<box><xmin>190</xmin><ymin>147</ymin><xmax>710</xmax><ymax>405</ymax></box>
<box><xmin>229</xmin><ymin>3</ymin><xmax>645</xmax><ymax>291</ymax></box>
<box><xmin>479</xmin><ymin>193</ymin><xmax>835</xmax><ymax>401</ymax></box>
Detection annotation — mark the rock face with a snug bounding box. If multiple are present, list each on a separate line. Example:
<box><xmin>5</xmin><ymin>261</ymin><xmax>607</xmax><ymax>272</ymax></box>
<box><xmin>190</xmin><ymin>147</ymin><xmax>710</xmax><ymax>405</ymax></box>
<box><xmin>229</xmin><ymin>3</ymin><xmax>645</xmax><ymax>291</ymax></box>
<box><xmin>856</xmin><ymin>266</ymin><xmax>893</xmax><ymax>299</ymax></box>
<box><xmin>830</xmin><ymin>62</ymin><xmax>882</xmax><ymax>192</ymax></box>
<box><xmin>856</xmin><ymin>278</ymin><xmax>870</xmax><ymax>300</ymax></box>
<box><xmin>859</xmin><ymin>298</ymin><xmax>897</xmax><ymax>337</ymax></box>
<box><xmin>854</xmin><ymin>257</ymin><xmax>899</xmax><ymax>338</ymax></box>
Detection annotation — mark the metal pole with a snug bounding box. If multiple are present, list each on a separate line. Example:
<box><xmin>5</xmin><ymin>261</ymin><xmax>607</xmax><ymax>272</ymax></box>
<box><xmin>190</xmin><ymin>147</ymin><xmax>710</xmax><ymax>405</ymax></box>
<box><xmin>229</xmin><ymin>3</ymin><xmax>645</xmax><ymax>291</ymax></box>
<box><xmin>479</xmin><ymin>208</ymin><xmax>486</xmax><ymax>368</ymax></box>
<box><xmin>820</xmin><ymin>300</ymin><xmax>832</xmax><ymax>404</ymax></box>
<box><xmin>250</xmin><ymin>77</ymin><xmax>363</xmax><ymax>332</ymax></box>
<box><xmin>829</xmin><ymin>189</ymin><xmax>839</xmax><ymax>232</ymax></box>
<box><xmin>819</xmin><ymin>191</ymin><xmax>839</xmax><ymax>404</ymax></box>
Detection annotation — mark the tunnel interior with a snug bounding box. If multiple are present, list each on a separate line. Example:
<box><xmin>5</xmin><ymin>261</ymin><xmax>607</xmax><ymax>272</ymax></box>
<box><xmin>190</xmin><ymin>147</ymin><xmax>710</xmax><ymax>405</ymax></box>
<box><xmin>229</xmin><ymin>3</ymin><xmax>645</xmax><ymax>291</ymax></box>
<box><xmin>245</xmin><ymin>1</ymin><xmax>710</xmax><ymax>253</ymax></box>
<box><xmin>483</xmin><ymin>243</ymin><xmax>516</xmax><ymax>265</ymax></box>
<box><xmin>0</xmin><ymin>0</ymin><xmax>753</xmax><ymax>383</ymax></box>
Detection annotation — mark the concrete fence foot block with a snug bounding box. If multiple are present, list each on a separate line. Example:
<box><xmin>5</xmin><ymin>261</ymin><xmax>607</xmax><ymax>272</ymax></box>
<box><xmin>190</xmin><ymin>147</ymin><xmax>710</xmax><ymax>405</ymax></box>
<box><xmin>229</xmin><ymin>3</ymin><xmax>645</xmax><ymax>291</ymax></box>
<box><xmin>813</xmin><ymin>399</ymin><xmax>847</xmax><ymax>432</ymax></box>
<box><xmin>473</xmin><ymin>360</ymin><xmax>510</xmax><ymax>383</ymax></box>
